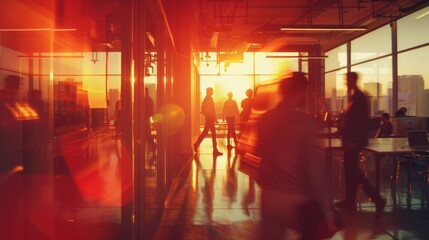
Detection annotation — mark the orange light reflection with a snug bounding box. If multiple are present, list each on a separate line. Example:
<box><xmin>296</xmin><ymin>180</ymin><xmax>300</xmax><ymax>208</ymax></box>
<box><xmin>6</xmin><ymin>102</ymin><xmax>39</xmax><ymax>120</ymax></box>
<box><xmin>59</xmin><ymin>136</ymin><xmax>128</xmax><ymax>207</ymax></box>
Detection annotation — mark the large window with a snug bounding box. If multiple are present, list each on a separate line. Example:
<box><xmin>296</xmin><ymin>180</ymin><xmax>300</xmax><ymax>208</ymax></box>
<box><xmin>199</xmin><ymin>52</ymin><xmax>305</xmax><ymax>117</ymax></box>
<box><xmin>325</xmin><ymin>44</ymin><xmax>347</xmax><ymax>72</ymax></box>
<box><xmin>326</xmin><ymin>7</ymin><xmax>429</xmax><ymax>117</ymax></box>
<box><xmin>351</xmin><ymin>57</ymin><xmax>393</xmax><ymax>115</ymax></box>
<box><xmin>398</xmin><ymin>46</ymin><xmax>429</xmax><ymax>116</ymax></box>
<box><xmin>397</xmin><ymin>6</ymin><xmax>429</xmax><ymax>116</ymax></box>
<box><xmin>351</xmin><ymin>25</ymin><xmax>391</xmax><ymax>64</ymax></box>
<box><xmin>324</xmin><ymin>69</ymin><xmax>347</xmax><ymax>114</ymax></box>
<box><xmin>397</xmin><ymin>6</ymin><xmax>429</xmax><ymax>51</ymax></box>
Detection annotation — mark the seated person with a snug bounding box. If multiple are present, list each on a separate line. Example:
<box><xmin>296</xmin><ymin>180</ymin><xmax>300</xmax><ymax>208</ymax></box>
<box><xmin>395</xmin><ymin>107</ymin><xmax>407</xmax><ymax>117</ymax></box>
<box><xmin>376</xmin><ymin>113</ymin><xmax>393</xmax><ymax>138</ymax></box>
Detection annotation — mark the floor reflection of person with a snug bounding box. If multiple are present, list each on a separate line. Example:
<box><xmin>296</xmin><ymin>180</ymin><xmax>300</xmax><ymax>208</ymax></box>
<box><xmin>242</xmin><ymin>178</ymin><xmax>255</xmax><ymax>217</ymax></box>
<box><xmin>225</xmin><ymin>148</ymin><xmax>238</xmax><ymax>206</ymax></box>
<box><xmin>256</xmin><ymin>72</ymin><xmax>336</xmax><ymax>239</ymax></box>
<box><xmin>194</xmin><ymin>154</ymin><xmax>218</xmax><ymax>225</ymax></box>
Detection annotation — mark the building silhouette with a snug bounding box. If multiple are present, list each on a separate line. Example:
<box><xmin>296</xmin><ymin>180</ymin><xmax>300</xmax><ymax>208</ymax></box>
<box><xmin>398</xmin><ymin>75</ymin><xmax>424</xmax><ymax>116</ymax></box>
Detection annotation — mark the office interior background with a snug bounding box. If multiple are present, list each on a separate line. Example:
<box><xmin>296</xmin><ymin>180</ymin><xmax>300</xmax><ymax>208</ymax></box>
<box><xmin>1</xmin><ymin>0</ymin><xmax>429</xmax><ymax>239</ymax></box>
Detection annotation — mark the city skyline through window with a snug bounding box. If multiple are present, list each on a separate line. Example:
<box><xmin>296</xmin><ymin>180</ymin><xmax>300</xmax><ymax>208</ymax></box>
<box><xmin>325</xmin><ymin>6</ymin><xmax>429</xmax><ymax>117</ymax></box>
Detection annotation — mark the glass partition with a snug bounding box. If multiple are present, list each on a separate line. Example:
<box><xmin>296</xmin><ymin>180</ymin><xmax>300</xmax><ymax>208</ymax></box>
<box><xmin>0</xmin><ymin>36</ymin><xmax>125</xmax><ymax>240</ymax></box>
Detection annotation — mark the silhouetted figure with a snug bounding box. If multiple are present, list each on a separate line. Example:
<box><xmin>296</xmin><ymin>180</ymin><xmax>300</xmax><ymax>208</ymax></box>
<box><xmin>336</xmin><ymin>72</ymin><xmax>386</xmax><ymax>218</ymax></box>
<box><xmin>144</xmin><ymin>87</ymin><xmax>156</xmax><ymax>152</ymax></box>
<box><xmin>114</xmin><ymin>100</ymin><xmax>121</xmax><ymax>137</ymax></box>
<box><xmin>194</xmin><ymin>87</ymin><xmax>222</xmax><ymax>155</ymax></box>
<box><xmin>222</xmin><ymin>92</ymin><xmax>239</xmax><ymax>148</ymax></box>
<box><xmin>240</xmin><ymin>88</ymin><xmax>253</xmax><ymax>132</ymax></box>
<box><xmin>318</xmin><ymin>97</ymin><xmax>330</xmax><ymax>122</ymax></box>
<box><xmin>375</xmin><ymin>112</ymin><xmax>393</xmax><ymax>138</ymax></box>
<box><xmin>395</xmin><ymin>107</ymin><xmax>407</xmax><ymax>117</ymax></box>
<box><xmin>256</xmin><ymin>72</ymin><xmax>336</xmax><ymax>239</ymax></box>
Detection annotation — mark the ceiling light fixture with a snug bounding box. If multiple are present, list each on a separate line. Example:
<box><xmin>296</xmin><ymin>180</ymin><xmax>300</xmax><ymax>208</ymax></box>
<box><xmin>18</xmin><ymin>55</ymin><xmax>84</xmax><ymax>59</ymax></box>
<box><xmin>146</xmin><ymin>32</ymin><xmax>156</xmax><ymax>47</ymax></box>
<box><xmin>416</xmin><ymin>11</ymin><xmax>429</xmax><ymax>19</ymax></box>
<box><xmin>280</xmin><ymin>25</ymin><xmax>366</xmax><ymax>31</ymax></box>
<box><xmin>266</xmin><ymin>55</ymin><xmax>327</xmax><ymax>59</ymax></box>
<box><xmin>0</xmin><ymin>28</ymin><xmax>77</xmax><ymax>32</ymax></box>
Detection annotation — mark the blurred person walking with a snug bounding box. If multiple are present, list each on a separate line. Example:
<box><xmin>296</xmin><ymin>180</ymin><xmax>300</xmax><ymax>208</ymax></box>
<box><xmin>256</xmin><ymin>72</ymin><xmax>337</xmax><ymax>240</ymax></box>
<box><xmin>336</xmin><ymin>72</ymin><xmax>386</xmax><ymax>218</ymax></box>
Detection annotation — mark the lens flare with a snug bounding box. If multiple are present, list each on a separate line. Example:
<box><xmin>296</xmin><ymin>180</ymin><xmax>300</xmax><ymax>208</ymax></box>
<box><xmin>155</xmin><ymin>104</ymin><xmax>185</xmax><ymax>136</ymax></box>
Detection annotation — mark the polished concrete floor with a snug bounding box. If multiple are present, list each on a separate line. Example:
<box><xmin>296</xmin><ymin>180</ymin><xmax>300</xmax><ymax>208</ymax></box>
<box><xmin>55</xmin><ymin>129</ymin><xmax>122</xmax><ymax>240</ymax></box>
<box><xmin>49</xmin><ymin>129</ymin><xmax>429</xmax><ymax>239</ymax></box>
<box><xmin>155</xmin><ymin>137</ymin><xmax>429</xmax><ymax>240</ymax></box>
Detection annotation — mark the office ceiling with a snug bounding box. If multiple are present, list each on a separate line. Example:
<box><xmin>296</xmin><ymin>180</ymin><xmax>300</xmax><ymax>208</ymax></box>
<box><xmin>1</xmin><ymin>0</ymin><xmax>428</xmax><ymax>54</ymax></box>
<box><xmin>194</xmin><ymin>0</ymin><xmax>429</xmax><ymax>53</ymax></box>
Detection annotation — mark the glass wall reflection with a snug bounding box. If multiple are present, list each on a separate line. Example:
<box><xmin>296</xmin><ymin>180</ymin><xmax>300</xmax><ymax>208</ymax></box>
<box><xmin>0</xmin><ymin>28</ymin><xmax>124</xmax><ymax>238</ymax></box>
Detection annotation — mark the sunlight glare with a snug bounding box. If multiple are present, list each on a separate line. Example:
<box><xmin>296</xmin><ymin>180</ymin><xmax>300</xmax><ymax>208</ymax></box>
<box><xmin>155</xmin><ymin>103</ymin><xmax>185</xmax><ymax>136</ymax></box>
<box><xmin>200</xmin><ymin>52</ymin><xmax>293</xmax><ymax>104</ymax></box>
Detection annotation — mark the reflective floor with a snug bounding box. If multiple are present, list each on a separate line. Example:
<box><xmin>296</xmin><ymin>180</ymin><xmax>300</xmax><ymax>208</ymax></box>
<box><xmin>55</xmin><ymin>129</ymin><xmax>122</xmax><ymax>240</ymax></box>
<box><xmin>28</xmin><ymin>128</ymin><xmax>429</xmax><ymax>240</ymax></box>
<box><xmin>155</xmin><ymin>137</ymin><xmax>429</xmax><ymax>240</ymax></box>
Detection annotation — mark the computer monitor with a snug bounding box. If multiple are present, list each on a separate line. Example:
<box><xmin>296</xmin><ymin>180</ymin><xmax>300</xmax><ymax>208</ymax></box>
<box><xmin>391</xmin><ymin>116</ymin><xmax>427</xmax><ymax>136</ymax></box>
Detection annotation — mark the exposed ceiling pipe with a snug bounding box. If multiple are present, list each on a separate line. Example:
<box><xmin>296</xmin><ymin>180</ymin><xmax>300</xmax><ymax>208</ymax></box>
<box><xmin>399</xmin><ymin>0</ymin><xmax>429</xmax><ymax>14</ymax></box>
<box><xmin>145</xmin><ymin>0</ymin><xmax>177</xmax><ymax>53</ymax></box>
<box><xmin>292</xmin><ymin>0</ymin><xmax>337</xmax><ymax>25</ymax></box>
<box><xmin>370</xmin><ymin>0</ymin><xmax>429</xmax><ymax>19</ymax></box>
<box><xmin>338</xmin><ymin>0</ymin><xmax>344</xmax><ymax>25</ymax></box>
<box><xmin>212</xmin><ymin>0</ymin><xmax>248</xmax><ymax>22</ymax></box>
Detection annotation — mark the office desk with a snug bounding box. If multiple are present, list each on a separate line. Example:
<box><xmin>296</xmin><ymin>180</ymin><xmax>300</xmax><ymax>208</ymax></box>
<box><xmin>316</xmin><ymin>138</ymin><xmax>343</xmax><ymax>173</ymax></box>
<box><xmin>319</xmin><ymin>137</ymin><xmax>418</xmax><ymax>206</ymax></box>
<box><xmin>363</xmin><ymin>138</ymin><xmax>417</xmax><ymax>206</ymax></box>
